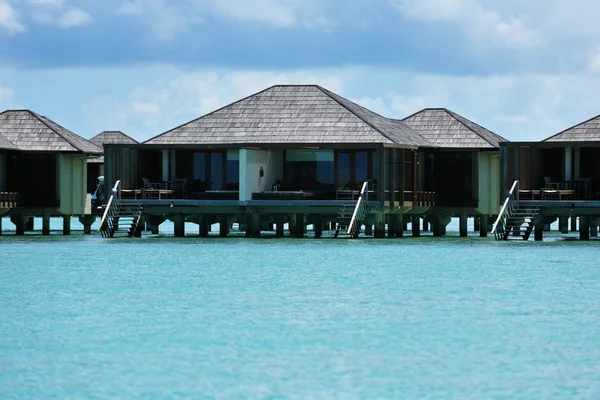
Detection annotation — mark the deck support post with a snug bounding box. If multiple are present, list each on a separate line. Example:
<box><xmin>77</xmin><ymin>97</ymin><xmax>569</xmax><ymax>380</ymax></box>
<box><xmin>79</xmin><ymin>215</ymin><xmax>96</xmax><ymax>235</ymax></box>
<box><xmin>174</xmin><ymin>214</ymin><xmax>185</xmax><ymax>237</ymax></box>
<box><xmin>459</xmin><ymin>213</ymin><xmax>468</xmax><ymax>237</ymax></box>
<box><xmin>244</xmin><ymin>214</ymin><xmax>253</xmax><ymax>237</ymax></box>
<box><xmin>534</xmin><ymin>216</ymin><xmax>543</xmax><ymax>242</ymax></box>
<box><xmin>480</xmin><ymin>215</ymin><xmax>488</xmax><ymax>237</ymax></box>
<box><xmin>403</xmin><ymin>222</ymin><xmax>408</xmax><ymax>231</ymax></box>
<box><xmin>412</xmin><ymin>215</ymin><xmax>420</xmax><ymax>237</ymax></box>
<box><xmin>63</xmin><ymin>215</ymin><xmax>71</xmax><ymax>236</ymax></box>
<box><xmin>432</xmin><ymin>215</ymin><xmax>442</xmax><ymax>237</ymax></box>
<box><xmin>276</xmin><ymin>216</ymin><xmax>285</xmax><ymax>237</ymax></box>
<box><xmin>394</xmin><ymin>214</ymin><xmax>404</xmax><ymax>238</ymax></box>
<box><xmin>374</xmin><ymin>213</ymin><xmax>385</xmax><ymax>238</ymax></box>
<box><xmin>294</xmin><ymin>213</ymin><xmax>304</xmax><ymax>238</ymax></box>
<box><xmin>571</xmin><ymin>217</ymin><xmax>577</xmax><ymax>232</ymax></box>
<box><xmin>251</xmin><ymin>213</ymin><xmax>261</xmax><ymax>238</ymax></box>
<box><xmin>365</xmin><ymin>224</ymin><xmax>373</xmax><ymax>236</ymax></box>
<box><xmin>42</xmin><ymin>213</ymin><xmax>51</xmax><ymax>235</ymax></box>
<box><xmin>198</xmin><ymin>215</ymin><xmax>209</xmax><ymax>237</ymax></box>
<box><xmin>559</xmin><ymin>217</ymin><xmax>569</xmax><ymax>234</ymax></box>
<box><xmin>422</xmin><ymin>219</ymin><xmax>429</xmax><ymax>232</ymax></box>
<box><xmin>25</xmin><ymin>217</ymin><xmax>34</xmax><ymax>232</ymax></box>
<box><xmin>11</xmin><ymin>215</ymin><xmax>27</xmax><ymax>235</ymax></box>
<box><xmin>440</xmin><ymin>215</ymin><xmax>451</xmax><ymax>236</ymax></box>
<box><xmin>288</xmin><ymin>214</ymin><xmax>296</xmax><ymax>236</ymax></box>
<box><xmin>474</xmin><ymin>216</ymin><xmax>481</xmax><ymax>232</ymax></box>
<box><xmin>219</xmin><ymin>216</ymin><xmax>229</xmax><ymax>237</ymax></box>
<box><xmin>387</xmin><ymin>215</ymin><xmax>395</xmax><ymax>238</ymax></box>
<box><xmin>580</xmin><ymin>216</ymin><xmax>590</xmax><ymax>241</ymax></box>
<box><xmin>590</xmin><ymin>218</ymin><xmax>599</xmax><ymax>238</ymax></box>
<box><xmin>0</xmin><ymin>216</ymin><xmax>2</xmax><ymax>235</ymax></box>
<box><xmin>314</xmin><ymin>215</ymin><xmax>323</xmax><ymax>238</ymax></box>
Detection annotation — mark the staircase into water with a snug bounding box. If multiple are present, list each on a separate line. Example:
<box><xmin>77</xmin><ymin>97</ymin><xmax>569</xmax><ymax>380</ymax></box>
<box><xmin>335</xmin><ymin>182</ymin><xmax>369</xmax><ymax>238</ymax></box>
<box><xmin>98</xmin><ymin>180</ymin><xmax>144</xmax><ymax>238</ymax></box>
<box><xmin>492</xmin><ymin>180</ymin><xmax>542</xmax><ymax>241</ymax></box>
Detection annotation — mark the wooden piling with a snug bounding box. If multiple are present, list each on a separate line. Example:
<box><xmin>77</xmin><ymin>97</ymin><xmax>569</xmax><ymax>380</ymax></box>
<box><xmin>199</xmin><ymin>215</ymin><xmax>209</xmax><ymax>237</ymax></box>
<box><xmin>294</xmin><ymin>213</ymin><xmax>304</xmax><ymax>238</ymax></box>
<box><xmin>559</xmin><ymin>217</ymin><xmax>569</xmax><ymax>234</ymax></box>
<box><xmin>374</xmin><ymin>213</ymin><xmax>385</xmax><ymax>238</ymax></box>
<box><xmin>534</xmin><ymin>216</ymin><xmax>543</xmax><ymax>242</ymax></box>
<box><xmin>571</xmin><ymin>217</ymin><xmax>577</xmax><ymax>232</ymax></box>
<box><xmin>394</xmin><ymin>214</ymin><xmax>404</xmax><ymax>238</ymax></box>
<box><xmin>276</xmin><ymin>216</ymin><xmax>285</xmax><ymax>237</ymax></box>
<box><xmin>474</xmin><ymin>216</ymin><xmax>481</xmax><ymax>232</ymax></box>
<box><xmin>480</xmin><ymin>215</ymin><xmax>488</xmax><ymax>237</ymax></box>
<box><xmin>63</xmin><ymin>215</ymin><xmax>71</xmax><ymax>236</ymax></box>
<box><xmin>580</xmin><ymin>216</ymin><xmax>590</xmax><ymax>241</ymax></box>
<box><xmin>219</xmin><ymin>215</ymin><xmax>229</xmax><ymax>237</ymax></box>
<box><xmin>412</xmin><ymin>215</ymin><xmax>420</xmax><ymax>237</ymax></box>
<box><xmin>314</xmin><ymin>215</ymin><xmax>323</xmax><ymax>238</ymax></box>
<box><xmin>43</xmin><ymin>213</ymin><xmax>51</xmax><ymax>236</ymax></box>
<box><xmin>174</xmin><ymin>214</ymin><xmax>185</xmax><ymax>237</ymax></box>
<box><xmin>251</xmin><ymin>213</ymin><xmax>261</xmax><ymax>238</ymax></box>
<box><xmin>459</xmin><ymin>213</ymin><xmax>468</xmax><ymax>237</ymax></box>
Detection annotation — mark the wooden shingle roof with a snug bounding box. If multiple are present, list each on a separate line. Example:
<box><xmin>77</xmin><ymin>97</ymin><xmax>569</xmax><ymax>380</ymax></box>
<box><xmin>0</xmin><ymin>110</ymin><xmax>102</xmax><ymax>154</ymax></box>
<box><xmin>403</xmin><ymin>108</ymin><xmax>508</xmax><ymax>149</ymax></box>
<box><xmin>144</xmin><ymin>85</ymin><xmax>429</xmax><ymax>148</ymax></box>
<box><xmin>544</xmin><ymin>115</ymin><xmax>600</xmax><ymax>142</ymax></box>
<box><xmin>88</xmin><ymin>131</ymin><xmax>138</xmax><ymax>163</ymax></box>
<box><xmin>0</xmin><ymin>134</ymin><xmax>19</xmax><ymax>151</ymax></box>
<box><xmin>89</xmin><ymin>130</ymin><xmax>138</xmax><ymax>146</ymax></box>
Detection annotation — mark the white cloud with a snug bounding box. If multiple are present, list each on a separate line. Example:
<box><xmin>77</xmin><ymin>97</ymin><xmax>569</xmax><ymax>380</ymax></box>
<box><xmin>28</xmin><ymin>0</ymin><xmax>64</xmax><ymax>7</ymax></box>
<box><xmin>390</xmin><ymin>0</ymin><xmax>541</xmax><ymax>48</ymax></box>
<box><xmin>0</xmin><ymin>0</ymin><xmax>25</xmax><ymax>33</ymax></box>
<box><xmin>56</xmin><ymin>7</ymin><xmax>91</xmax><ymax>28</ymax></box>
<box><xmin>83</xmin><ymin>69</ymin><xmax>347</xmax><ymax>140</ymax></box>
<box><xmin>117</xmin><ymin>0</ymin><xmax>191</xmax><ymax>40</ymax></box>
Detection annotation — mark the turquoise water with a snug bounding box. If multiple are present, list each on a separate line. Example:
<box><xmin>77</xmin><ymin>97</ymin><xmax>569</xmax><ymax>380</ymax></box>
<box><xmin>1</xmin><ymin>233</ymin><xmax>600</xmax><ymax>398</ymax></box>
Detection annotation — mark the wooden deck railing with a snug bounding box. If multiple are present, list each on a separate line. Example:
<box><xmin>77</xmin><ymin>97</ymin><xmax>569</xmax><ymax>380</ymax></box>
<box><xmin>491</xmin><ymin>180</ymin><xmax>519</xmax><ymax>240</ymax></box>
<box><xmin>0</xmin><ymin>192</ymin><xmax>18</xmax><ymax>208</ymax></box>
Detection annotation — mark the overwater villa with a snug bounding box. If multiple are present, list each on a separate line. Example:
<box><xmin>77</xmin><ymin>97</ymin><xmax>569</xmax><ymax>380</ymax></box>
<box><xmin>102</xmin><ymin>85</ymin><xmax>508</xmax><ymax>239</ymax></box>
<box><xmin>87</xmin><ymin>130</ymin><xmax>138</xmax><ymax>194</ymax></box>
<box><xmin>497</xmin><ymin>115</ymin><xmax>600</xmax><ymax>240</ymax></box>
<box><xmin>0</xmin><ymin>110</ymin><xmax>102</xmax><ymax>235</ymax></box>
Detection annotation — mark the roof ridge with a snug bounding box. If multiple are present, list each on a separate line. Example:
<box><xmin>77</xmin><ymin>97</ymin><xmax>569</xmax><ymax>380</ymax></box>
<box><xmin>543</xmin><ymin>113</ymin><xmax>600</xmax><ymax>141</ymax></box>
<box><xmin>443</xmin><ymin>110</ymin><xmax>500</xmax><ymax>147</ymax></box>
<box><xmin>143</xmin><ymin>85</ymin><xmax>280</xmax><ymax>144</ymax></box>
<box><xmin>27</xmin><ymin>110</ymin><xmax>81</xmax><ymax>152</ymax></box>
<box><xmin>315</xmin><ymin>86</ymin><xmax>426</xmax><ymax>145</ymax></box>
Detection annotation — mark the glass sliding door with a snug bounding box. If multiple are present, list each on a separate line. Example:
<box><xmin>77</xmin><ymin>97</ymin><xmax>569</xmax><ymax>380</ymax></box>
<box><xmin>210</xmin><ymin>152</ymin><xmax>223</xmax><ymax>190</ymax></box>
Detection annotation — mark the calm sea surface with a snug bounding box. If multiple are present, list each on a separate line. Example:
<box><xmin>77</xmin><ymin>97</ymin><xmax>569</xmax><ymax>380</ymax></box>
<box><xmin>1</xmin><ymin>218</ymin><xmax>599</xmax><ymax>399</ymax></box>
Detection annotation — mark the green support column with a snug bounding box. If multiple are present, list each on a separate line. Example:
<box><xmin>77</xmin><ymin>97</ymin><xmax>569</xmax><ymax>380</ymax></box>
<box><xmin>580</xmin><ymin>216</ymin><xmax>590</xmax><ymax>241</ymax></box>
<box><xmin>374</xmin><ymin>213</ymin><xmax>385</xmax><ymax>238</ymax></box>
<box><xmin>559</xmin><ymin>217</ymin><xmax>569</xmax><ymax>234</ymax></box>
<box><xmin>174</xmin><ymin>214</ymin><xmax>185</xmax><ymax>237</ymax></box>
<box><xmin>14</xmin><ymin>215</ymin><xmax>25</xmax><ymax>236</ymax></box>
<box><xmin>79</xmin><ymin>215</ymin><xmax>96</xmax><ymax>235</ymax></box>
<box><xmin>571</xmin><ymin>216</ymin><xmax>577</xmax><ymax>232</ymax></box>
<box><xmin>590</xmin><ymin>218</ymin><xmax>599</xmax><ymax>238</ymax></box>
<box><xmin>422</xmin><ymin>219</ymin><xmax>429</xmax><ymax>232</ymax></box>
<box><xmin>412</xmin><ymin>215</ymin><xmax>420</xmax><ymax>237</ymax></box>
<box><xmin>394</xmin><ymin>214</ymin><xmax>404</xmax><ymax>238</ymax></box>
<box><xmin>294</xmin><ymin>213</ymin><xmax>304</xmax><ymax>238</ymax></box>
<box><xmin>365</xmin><ymin>224</ymin><xmax>373</xmax><ymax>236</ymax></box>
<box><xmin>220</xmin><ymin>215</ymin><xmax>229</xmax><ymax>237</ymax></box>
<box><xmin>480</xmin><ymin>215</ymin><xmax>488</xmax><ymax>238</ymax></box>
<box><xmin>43</xmin><ymin>213</ymin><xmax>51</xmax><ymax>236</ymax></box>
<box><xmin>251</xmin><ymin>213</ymin><xmax>261</xmax><ymax>238</ymax></box>
<box><xmin>474</xmin><ymin>216</ymin><xmax>481</xmax><ymax>232</ymax></box>
<box><xmin>289</xmin><ymin>214</ymin><xmax>296</xmax><ymax>236</ymax></box>
<box><xmin>199</xmin><ymin>215</ymin><xmax>209</xmax><ymax>237</ymax></box>
<box><xmin>459</xmin><ymin>213</ymin><xmax>468</xmax><ymax>238</ymax></box>
<box><xmin>245</xmin><ymin>214</ymin><xmax>253</xmax><ymax>237</ymax></box>
<box><xmin>314</xmin><ymin>215</ymin><xmax>323</xmax><ymax>238</ymax></box>
<box><xmin>25</xmin><ymin>217</ymin><xmax>34</xmax><ymax>232</ymax></box>
<box><xmin>534</xmin><ymin>216</ymin><xmax>543</xmax><ymax>242</ymax></box>
<box><xmin>387</xmin><ymin>215</ymin><xmax>395</xmax><ymax>238</ymax></box>
<box><xmin>63</xmin><ymin>215</ymin><xmax>71</xmax><ymax>236</ymax></box>
<box><xmin>276</xmin><ymin>216</ymin><xmax>285</xmax><ymax>238</ymax></box>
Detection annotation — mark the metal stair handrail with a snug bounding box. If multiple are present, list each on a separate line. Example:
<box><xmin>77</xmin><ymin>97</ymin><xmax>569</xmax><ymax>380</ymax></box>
<box><xmin>98</xmin><ymin>180</ymin><xmax>121</xmax><ymax>237</ymax></box>
<box><xmin>347</xmin><ymin>182</ymin><xmax>369</xmax><ymax>237</ymax></box>
<box><xmin>491</xmin><ymin>180</ymin><xmax>519</xmax><ymax>240</ymax></box>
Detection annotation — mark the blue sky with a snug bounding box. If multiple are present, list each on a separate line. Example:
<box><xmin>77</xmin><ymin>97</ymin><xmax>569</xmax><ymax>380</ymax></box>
<box><xmin>2</xmin><ymin>0</ymin><xmax>600</xmax><ymax>142</ymax></box>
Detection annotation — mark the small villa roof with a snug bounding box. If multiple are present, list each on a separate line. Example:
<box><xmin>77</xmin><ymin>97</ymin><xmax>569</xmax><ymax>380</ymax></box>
<box><xmin>88</xmin><ymin>130</ymin><xmax>138</xmax><ymax>163</ymax></box>
<box><xmin>0</xmin><ymin>110</ymin><xmax>102</xmax><ymax>154</ymax></box>
<box><xmin>0</xmin><ymin>134</ymin><xmax>19</xmax><ymax>151</ymax></box>
<box><xmin>144</xmin><ymin>85</ymin><xmax>429</xmax><ymax>148</ymax></box>
<box><xmin>544</xmin><ymin>114</ymin><xmax>600</xmax><ymax>142</ymax></box>
<box><xmin>403</xmin><ymin>108</ymin><xmax>508</xmax><ymax>149</ymax></box>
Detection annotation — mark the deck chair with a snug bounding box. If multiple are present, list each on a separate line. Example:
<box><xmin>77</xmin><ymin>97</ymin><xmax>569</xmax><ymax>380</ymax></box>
<box><xmin>142</xmin><ymin>178</ymin><xmax>162</xmax><ymax>199</ymax></box>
